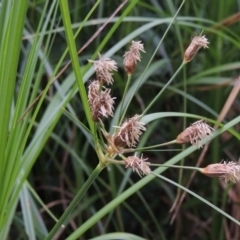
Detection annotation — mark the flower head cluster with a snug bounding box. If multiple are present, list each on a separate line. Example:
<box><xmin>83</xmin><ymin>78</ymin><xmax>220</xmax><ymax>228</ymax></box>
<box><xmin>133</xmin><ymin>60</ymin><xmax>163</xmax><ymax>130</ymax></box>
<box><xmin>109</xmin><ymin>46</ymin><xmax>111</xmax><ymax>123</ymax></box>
<box><xmin>184</xmin><ymin>35</ymin><xmax>209</xmax><ymax>63</ymax></box>
<box><xmin>113</xmin><ymin>115</ymin><xmax>146</xmax><ymax>148</ymax></box>
<box><xmin>176</xmin><ymin>120</ymin><xmax>214</xmax><ymax>148</ymax></box>
<box><xmin>88</xmin><ymin>80</ymin><xmax>100</xmax><ymax>102</ymax></box>
<box><xmin>124</xmin><ymin>155</ymin><xmax>151</xmax><ymax>177</ymax></box>
<box><xmin>89</xmin><ymin>53</ymin><xmax>117</xmax><ymax>85</ymax></box>
<box><xmin>123</xmin><ymin>40</ymin><xmax>145</xmax><ymax>75</ymax></box>
<box><xmin>88</xmin><ymin>81</ymin><xmax>115</xmax><ymax>122</ymax></box>
<box><xmin>201</xmin><ymin>161</ymin><xmax>240</xmax><ymax>183</ymax></box>
<box><xmin>87</xmin><ymin>53</ymin><xmax>117</xmax><ymax>121</ymax></box>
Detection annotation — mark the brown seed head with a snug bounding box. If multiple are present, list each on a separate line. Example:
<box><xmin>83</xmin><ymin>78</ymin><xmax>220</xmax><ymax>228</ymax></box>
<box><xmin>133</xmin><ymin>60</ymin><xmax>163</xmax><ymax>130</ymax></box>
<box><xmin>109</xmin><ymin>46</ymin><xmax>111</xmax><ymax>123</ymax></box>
<box><xmin>88</xmin><ymin>81</ymin><xmax>115</xmax><ymax>122</ymax></box>
<box><xmin>123</xmin><ymin>40</ymin><xmax>145</xmax><ymax>75</ymax></box>
<box><xmin>184</xmin><ymin>35</ymin><xmax>209</xmax><ymax>63</ymax></box>
<box><xmin>176</xmin><ymin>120</ymin><xmax>214</xmax><ymax>148</ymax></box>
<box><xmin>88</xmin><ymin>80</ymin><xmax>100</xmax><ymax>105</ymax></box>
<box><xmin>113</xmin><ymin>114</ymin><xmax>146</xmax><ymax>148</ymax></box>
<box><xmin>124</xmin><ymin>155</ymin><xmax>151</xmax><ymax>177</ymax></box>
<box><xmin>201</xmin><ymin>161</ymin><xmax>240</xmax><ymax>183</ymax></box>
<box><xmin>88</xmin><ymin>53</ymin><xmax>117</xmax><ymax>85</ymax></box>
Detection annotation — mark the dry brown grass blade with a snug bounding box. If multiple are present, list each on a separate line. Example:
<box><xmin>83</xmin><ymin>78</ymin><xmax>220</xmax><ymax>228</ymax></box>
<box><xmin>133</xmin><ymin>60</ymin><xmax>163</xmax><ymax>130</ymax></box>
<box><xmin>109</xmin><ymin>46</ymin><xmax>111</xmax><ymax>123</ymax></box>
<box><xmin>213</xmin><ymin>11</ymin><xmax>240</xmax><ymax>29</ymax></box>
<box><xmin>189</xmin><ymin>77</ymin><xmax>237</xmax><ymax>91</ymax></box>
<box><xmin>17</xmin><ymin>0</ymin><xmax>128</xmax><ymax>124</ymax></box>
<box><xmin>170</xmin><ymin>76</ymin><xmax>240</xmax><ymax>224</ymax></box>
<box><xmin>220</xmin><ymin>173</ymin><xmax>240</xmax><ymax>239</ymax></box>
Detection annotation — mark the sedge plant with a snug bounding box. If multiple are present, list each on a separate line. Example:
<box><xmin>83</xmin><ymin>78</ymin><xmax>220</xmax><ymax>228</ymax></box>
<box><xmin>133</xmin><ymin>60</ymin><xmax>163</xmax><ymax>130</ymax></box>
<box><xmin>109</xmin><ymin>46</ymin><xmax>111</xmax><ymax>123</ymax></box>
<box><xmin>1</xmin><ymin>0</ymin><xmax>240</xmax><ymax>239</ymax></box>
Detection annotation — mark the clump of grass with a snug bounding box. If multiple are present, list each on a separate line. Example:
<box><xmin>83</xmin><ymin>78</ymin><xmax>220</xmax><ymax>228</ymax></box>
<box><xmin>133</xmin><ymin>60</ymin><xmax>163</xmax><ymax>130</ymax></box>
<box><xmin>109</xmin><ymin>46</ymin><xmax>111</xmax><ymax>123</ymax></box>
<box><xmin>2</xmin><ymin>1</ymin><xmax>240</xmax><ymax>240</ymax></box>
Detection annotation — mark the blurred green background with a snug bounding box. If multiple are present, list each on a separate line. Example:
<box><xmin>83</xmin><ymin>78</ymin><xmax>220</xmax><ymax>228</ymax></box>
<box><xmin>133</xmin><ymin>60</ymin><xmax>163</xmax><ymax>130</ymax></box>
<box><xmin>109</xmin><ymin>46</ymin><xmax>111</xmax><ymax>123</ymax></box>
<box><xmin>1</xmin><ymin>0</ymin><xmax>240</xmax><ymax>239</ymax></box>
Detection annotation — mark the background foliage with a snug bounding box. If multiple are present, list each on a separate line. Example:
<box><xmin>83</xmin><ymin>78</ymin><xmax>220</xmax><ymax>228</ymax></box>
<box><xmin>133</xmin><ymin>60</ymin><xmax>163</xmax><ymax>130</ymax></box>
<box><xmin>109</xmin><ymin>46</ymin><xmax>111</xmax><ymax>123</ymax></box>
<box><xmin>1</xmin><ymin>0</ymin><xmax>240</xmax><ymax>239</ymax></box>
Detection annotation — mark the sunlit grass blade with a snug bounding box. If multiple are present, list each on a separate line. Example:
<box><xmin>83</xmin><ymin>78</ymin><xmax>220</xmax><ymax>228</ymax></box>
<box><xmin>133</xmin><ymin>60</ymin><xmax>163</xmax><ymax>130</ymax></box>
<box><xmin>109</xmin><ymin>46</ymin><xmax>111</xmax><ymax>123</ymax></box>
<box><xmin>19</xmin><ymin>183</ymin><xmax>36</xmax><ymax>240</ymax></box>
<box><xmin>0</xmin><ymin>1</ymin><xmax>58</xmax><ymax>234</ymax></box>
<box><xmin>0</xmin><ymin>0</ymin><xmax>29</xmax><ymax>229</ymax></box>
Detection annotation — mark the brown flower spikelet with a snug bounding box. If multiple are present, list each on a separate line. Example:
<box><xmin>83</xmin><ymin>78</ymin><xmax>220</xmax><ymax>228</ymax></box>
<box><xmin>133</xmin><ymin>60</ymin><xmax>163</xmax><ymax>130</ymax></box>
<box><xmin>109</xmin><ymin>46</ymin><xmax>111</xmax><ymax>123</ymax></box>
<box><xmin>88</xmin><ymin>81</ymin><xmax>115</xmax><ymax>122</ymax></box>
<box><xmin>88</xmin><ymin>53</ymin><xmax>117</xmax><ymax>85</ymax></box>
<box><xmin>88</xmin><ymin>80</ymin><xmax>100</xmax><ymax>105</ymax></box>
<box><xmin>123</xmin><ymin>40</ymin><xmax>145</xmax><ymax>75</ymax></box>
<box><xmin>184</xmin><ymin>35</ymin><xmax>209</xmax><ymax>62</ymax></box>
<box><xmin>201</xmin><ymin>161</ymin><xmax>240</xmax><ymax>183</ymax></box>
<box><xmin>124</xmin><ymin>155</ymin><xmax>151</xmax><ymax>177</ymax></box>
<box><xmin>113</xmin><ymin>114</ymin><xmax>146</xmax><ymax>148</ymax></box>
<box><xmin>176</xmin><ymin>120</ymin><xmax>214</xmax><ymax>148</ymax></box>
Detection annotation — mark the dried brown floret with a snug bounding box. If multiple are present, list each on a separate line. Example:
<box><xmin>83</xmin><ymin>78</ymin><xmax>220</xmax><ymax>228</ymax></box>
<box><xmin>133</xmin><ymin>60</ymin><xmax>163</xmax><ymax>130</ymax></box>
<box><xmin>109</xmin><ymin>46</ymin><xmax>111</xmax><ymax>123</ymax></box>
<box><xmin>176</xmin><ymin>120</ymin><xmax>214</xmax><ymax>148</ymax></box>
<box><xmin>88</xmin><ymin>81</ymin><xmax>115</xmax><ymax>122</ymax></box>
<box><xmin>124</xmin><ymin>155</ymin><xmax>151</xmax><ymax>177</ymax></box>
<box><xmin>123</xmin><ymin>40</ymin><xmax>145</xmax><ymax>75</ymax></box>
<box><xmin>201</xmin><ymin>161</ymin><xmax>240</xmax><ymax>183</ymax></box>
<box><xmin>184</xmin><ymin>35</ymin><xmax>209</xmax><ymax>63</ymax></box>
<box><xmin>113</xmin><ymin>115</ymin><xmax>146</xmax><ymax>148</ymax></box>
<box><xmin>88</xmin><ymin>53</ymin><xmax>117</xmax><ymax>85</ymax></box>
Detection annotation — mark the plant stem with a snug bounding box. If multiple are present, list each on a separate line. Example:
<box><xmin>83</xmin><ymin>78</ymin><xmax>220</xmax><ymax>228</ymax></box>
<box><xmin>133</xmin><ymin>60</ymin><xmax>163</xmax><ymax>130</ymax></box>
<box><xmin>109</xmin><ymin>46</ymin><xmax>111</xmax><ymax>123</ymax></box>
<box><xmin>118</xmin><ymin>0</ymin><xmax>186</xmax><ymax>121</ymax></box>
<box><xmin>117</xmin><ymin>74</ymin><xmax>132</xmax><ymax>127</ymax></box>
<box><xmin>133</xmin><ymin>140</ymin><xmax>177</xmax><ymax>151</ymax></box>
<box><xmin>142</xmin><ymin>61</ymin><xmax>186</xmax><ymax>115</ymax></box>
<box><xmin>149</xmin><ymin>164</ymin><xmax>201</xmax><ymax>171</ymax></box>
<box><xmin>107</xmin><ymin>159</ymin><xmax>201</xmax><ymax>171</ymax></box>
<box><xmin>107</xmin><ymin>159</ymin><xmax>125</xmax><ymax>165</ymax></box>
<box><xmin>45</xmin><ymin>163</ymin><xmax>105</xmax><ymax>240</ymax></box>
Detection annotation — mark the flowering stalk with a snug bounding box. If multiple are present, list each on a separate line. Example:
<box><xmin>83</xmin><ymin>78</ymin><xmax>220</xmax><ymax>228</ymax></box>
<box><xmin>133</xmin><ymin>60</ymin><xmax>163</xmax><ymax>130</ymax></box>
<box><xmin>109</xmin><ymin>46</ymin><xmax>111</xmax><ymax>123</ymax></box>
<box><xmin>117</xmin><ymin>74</ymin><xmax>132</xmax><ymax>126</ymax></box>
<box><xmin>149</xmin><ymin>161</ymin><xmax>240</xmax><ymax>184</ymax></box>
<box><xmin>122</xmin><ymin>140</ymin><xmax>178</xmax><ymax>153</ymax></box>
<box><xmin>118</xmin><ymin>41</ymin><xmax>145</xmax><ymax>126</ymax></box>
<box><xmin>117</xmin><ymin>0</ymin><xmax>186</xmax><ymax>124</ymax></box>
<box><xmin>142</xmin><ymin>61</ymin><xmax>186</xmax><ymax>115</ymax></box>
<box><xmin>106</xmin><ymin>157</ymin><xmax>240</xmax><ymax>183</ymax></box>
<box><xmin>149</xmin><ymin>163</ymin><xmax>201</xmax><ymax>171</ymax></box>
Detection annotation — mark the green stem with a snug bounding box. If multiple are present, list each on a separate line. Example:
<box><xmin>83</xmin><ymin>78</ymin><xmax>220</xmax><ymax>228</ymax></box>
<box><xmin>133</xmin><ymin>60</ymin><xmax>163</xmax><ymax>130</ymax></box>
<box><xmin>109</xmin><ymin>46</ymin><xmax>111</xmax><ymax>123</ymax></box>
<box><xmin>120</xmin><ymin>0</ymin><xmax>186</xmax><ymax>120</ymax></box>
<box><xmin>149</xmin><ymin>164</ymin><xmax>201</xmax><ymax>171</ymax></box>
<box><xmin>107</xmin><ymin>159</ymin><xmax>125</xmax><ymax>165</ymax></box>
<box><xmin>117</xmin><ymin>74</ymin><xmax>132</xmax><ymax>127</ymax></box>
<box><xmin>142</xmin><ymin>61</ymin><xmax>186</xmax><ymax>115</ymax></box>
<box><xmin>106</xmin><ymin>157</ymin><xmax>202</xmax><ymax>172</ymax></box>
<box><xmin>109</xmin><ymin>140</ymin><xmax>178</xmax><ymax>154</ymax></box>
<box><xmin>133</xmin><ymin>140</ymin><xmax>177</xmax><ymax>151</ymax></box>
<box><xmin>45</xmin><ymin>163</ymin><xmax>105</xmax><ymax>240</ymax></box>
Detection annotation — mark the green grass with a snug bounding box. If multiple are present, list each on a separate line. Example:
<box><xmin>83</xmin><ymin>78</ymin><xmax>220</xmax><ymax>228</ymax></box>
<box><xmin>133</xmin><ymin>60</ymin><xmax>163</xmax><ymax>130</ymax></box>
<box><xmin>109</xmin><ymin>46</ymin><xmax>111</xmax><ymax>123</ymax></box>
<box><xmin>0</xmin><ymin>0</ymin><xmax>240</xmax><ymax>239</ymax></box>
